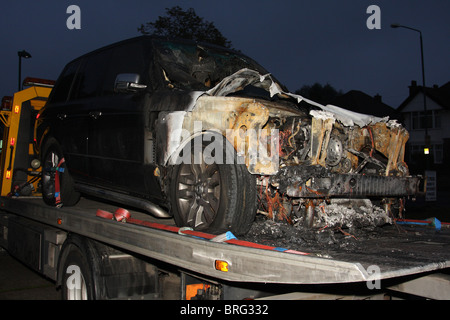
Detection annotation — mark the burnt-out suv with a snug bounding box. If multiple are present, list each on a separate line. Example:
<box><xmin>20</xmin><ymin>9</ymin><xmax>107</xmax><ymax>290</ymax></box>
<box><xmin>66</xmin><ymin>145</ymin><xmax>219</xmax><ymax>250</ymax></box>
<box><xmin>35</xmin><ymin>36</ymin><xmax>420</xmax><ymax>235</ymax></box>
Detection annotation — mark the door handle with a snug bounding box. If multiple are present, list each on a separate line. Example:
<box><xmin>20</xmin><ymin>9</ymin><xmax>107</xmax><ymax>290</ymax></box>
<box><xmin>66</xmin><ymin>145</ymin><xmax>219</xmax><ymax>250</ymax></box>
<box><xmin>89</xmin><ymin>111</ymin><xmax>102</xmax><ymax>120</ymax></box>
<box><xmin>57</xmin><ymin>113</ymin><xmax>67</xmax><ymax>120</ymax></box>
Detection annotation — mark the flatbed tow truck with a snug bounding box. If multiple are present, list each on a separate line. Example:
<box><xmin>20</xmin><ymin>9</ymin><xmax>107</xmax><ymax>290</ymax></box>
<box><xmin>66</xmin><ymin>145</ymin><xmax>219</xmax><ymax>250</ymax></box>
<box><xmin>0</xmin><ymin>80</ymin><xmax>450</xmax><ymax>301</ymax></box>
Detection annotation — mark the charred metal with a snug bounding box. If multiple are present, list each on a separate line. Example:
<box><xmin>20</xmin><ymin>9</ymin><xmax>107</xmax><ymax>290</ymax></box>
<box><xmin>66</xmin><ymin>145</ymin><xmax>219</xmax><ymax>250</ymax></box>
<box><xmin>157</xmin><ymin>66</ymin><xmax>421</xmax><ymax>229</ymax></box>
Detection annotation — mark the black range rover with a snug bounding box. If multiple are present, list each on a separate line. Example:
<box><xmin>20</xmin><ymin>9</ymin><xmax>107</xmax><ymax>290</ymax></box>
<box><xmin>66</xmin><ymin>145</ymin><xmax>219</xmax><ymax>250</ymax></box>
<box><xmin>36</xmin><ymin>36</ymin><xmax>420</xmax><ymax>235</ymax></box>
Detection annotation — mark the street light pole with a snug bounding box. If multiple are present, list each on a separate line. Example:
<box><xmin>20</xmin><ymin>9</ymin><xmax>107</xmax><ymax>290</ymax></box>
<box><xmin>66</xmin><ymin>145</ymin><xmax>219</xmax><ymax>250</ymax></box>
<box><xmin>17</xmin><ymin>50</ymin><xmax>32</xmax><ymax>91</ymax></box>
<box><xmin>391</xmin><ymin>24</ymin><xmax>429</xmax><ymax>147</ymax></box>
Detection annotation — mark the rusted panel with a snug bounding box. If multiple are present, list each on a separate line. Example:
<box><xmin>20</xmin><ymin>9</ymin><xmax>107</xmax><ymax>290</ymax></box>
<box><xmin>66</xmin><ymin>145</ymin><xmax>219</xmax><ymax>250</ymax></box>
<box><xmin>308</xmin><ymin>110</ymin><xmax>335</xmax><ymax>167</ymax></box>
<box><xmin>155</xmin><ymin>67</ymin><xmax>420</xmax><ymax>228</ymax></box>
<box><xmin>172</xmin><ymin>96</ymin><xmax>298</xmax><ymax>175</ymax></box>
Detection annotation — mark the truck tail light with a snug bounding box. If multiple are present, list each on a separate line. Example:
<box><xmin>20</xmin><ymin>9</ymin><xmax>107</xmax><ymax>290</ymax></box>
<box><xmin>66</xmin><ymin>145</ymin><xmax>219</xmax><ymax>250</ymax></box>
<box><xmin>215</xmin><ymin>260</ymin><xmax>229</xmax><ymax>272</ymax></box>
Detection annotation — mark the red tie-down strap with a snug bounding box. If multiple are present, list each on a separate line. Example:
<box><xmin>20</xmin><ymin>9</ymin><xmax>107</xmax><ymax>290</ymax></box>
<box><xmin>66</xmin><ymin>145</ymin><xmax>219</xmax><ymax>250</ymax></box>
<box><xmin>54</xmin><ymin>158</ymin><xmax>66</xmax><ymax>206</ymax></box>
<box><xmin>96</xmin><ymin>208</ymin><xmax>311</xmax><ymax>256</ymax></box>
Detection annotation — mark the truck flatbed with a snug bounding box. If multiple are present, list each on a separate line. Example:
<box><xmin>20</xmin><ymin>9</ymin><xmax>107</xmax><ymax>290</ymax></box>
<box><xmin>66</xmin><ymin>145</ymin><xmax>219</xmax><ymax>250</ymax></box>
<box><xmin>1</xmin><ymin>196</ymin><xmax>449</xmax><ymax>287</ymax></box>
<box><xmin>2</xmin><ymin>82</ymin><xmax>448</xmax><ymax>300</ymax></box>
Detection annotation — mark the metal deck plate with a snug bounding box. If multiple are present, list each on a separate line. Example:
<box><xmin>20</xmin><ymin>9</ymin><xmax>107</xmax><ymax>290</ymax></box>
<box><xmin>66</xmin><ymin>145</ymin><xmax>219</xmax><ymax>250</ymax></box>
<box><xmin>1</xmin><ymin>197</ymin><xmax>449</xmax><ymax>285</ymax></box>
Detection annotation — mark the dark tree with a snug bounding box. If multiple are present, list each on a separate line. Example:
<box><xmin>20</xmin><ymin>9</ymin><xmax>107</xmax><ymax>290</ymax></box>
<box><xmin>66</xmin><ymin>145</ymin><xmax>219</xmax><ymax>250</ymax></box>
<box><xmin>138</xmin><ymin>6</ymin><xmax>232</xmax><ymax>48</ymax></box>
<box><xmin>295</xmin><ymin>83</ymin><xmax>342</xmax><ymax>105</ymax></box>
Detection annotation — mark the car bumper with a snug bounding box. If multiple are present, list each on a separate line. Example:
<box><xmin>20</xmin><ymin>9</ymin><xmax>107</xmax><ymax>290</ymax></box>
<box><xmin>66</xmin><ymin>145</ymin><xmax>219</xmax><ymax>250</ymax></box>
<box><xmin>271</xmin><ymin>165</ymin><xmax>421</xmax><ymax>198</ymax></box>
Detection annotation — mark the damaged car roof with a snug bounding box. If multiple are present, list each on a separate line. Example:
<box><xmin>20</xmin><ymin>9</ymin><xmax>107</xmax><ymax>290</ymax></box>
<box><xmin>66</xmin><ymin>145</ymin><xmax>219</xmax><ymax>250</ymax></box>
<box><xmin>150</xmin><ymin>36</ymin><xmax>393</xmax><ymax>126</ymax></box>
<box><xmin>198</xmin><ymin>68</ymin><xmax>393</xmax><ymax>127</ymax></box>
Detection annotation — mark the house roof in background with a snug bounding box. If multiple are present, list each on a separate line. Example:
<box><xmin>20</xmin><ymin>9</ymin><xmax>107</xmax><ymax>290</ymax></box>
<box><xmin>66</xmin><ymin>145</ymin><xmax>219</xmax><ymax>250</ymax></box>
<box><xmin>397</xmin><ymin>81</ymin><xmax>450</xmax><ymax>112</ymax></box>
<box><xmin>330</xmin><ymin>90</ymin><xmax>401</xmax><ymax>120</ymax></box>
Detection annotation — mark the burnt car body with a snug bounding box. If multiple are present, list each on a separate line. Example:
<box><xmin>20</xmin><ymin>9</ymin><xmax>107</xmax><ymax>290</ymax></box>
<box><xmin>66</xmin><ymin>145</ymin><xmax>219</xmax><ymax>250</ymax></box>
<box><xmin>35</xmin><ymin>36</ymin><xmax>420</xmax><ymax>235</ymax></box>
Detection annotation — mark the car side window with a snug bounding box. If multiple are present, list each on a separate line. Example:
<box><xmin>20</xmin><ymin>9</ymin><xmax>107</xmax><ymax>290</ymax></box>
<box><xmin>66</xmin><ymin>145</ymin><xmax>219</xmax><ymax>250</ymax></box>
<box><xmin>71</xmin><ymin>50</ymin><xmax>111</xmax><ymax>100</ymax></box>
<box><xmin>101</xmin><ymin>41</ymin><xmax>147</xmax><ymax>96</ymax></box>
<box><xmin>50</xmin><ymin>60</ymin><xmax>81</xmax><ymax>103</ymax></box>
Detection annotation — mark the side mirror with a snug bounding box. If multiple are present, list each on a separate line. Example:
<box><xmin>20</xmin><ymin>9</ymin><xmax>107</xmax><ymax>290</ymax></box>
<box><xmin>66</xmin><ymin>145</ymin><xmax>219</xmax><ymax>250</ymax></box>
<box><xmin>114</xmin><ymin>73</ymin><xmax>147</xmax><ymax>92</ymax></box>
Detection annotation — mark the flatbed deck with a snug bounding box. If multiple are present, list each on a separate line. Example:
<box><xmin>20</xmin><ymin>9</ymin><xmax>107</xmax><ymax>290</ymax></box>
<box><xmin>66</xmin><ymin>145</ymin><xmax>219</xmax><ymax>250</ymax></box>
<box><xmin>1</xmin><ymin>196</ymin><xmax>449</xmax><ymax>286</ymax></box>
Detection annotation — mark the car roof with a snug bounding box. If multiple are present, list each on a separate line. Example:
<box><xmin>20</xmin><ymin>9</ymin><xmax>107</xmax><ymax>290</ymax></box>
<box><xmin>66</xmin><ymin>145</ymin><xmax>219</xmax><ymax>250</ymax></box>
<box><xmin>65</xmin><ymin>35</ymin><xmax>243</xmax><ymax>66</ymax></box>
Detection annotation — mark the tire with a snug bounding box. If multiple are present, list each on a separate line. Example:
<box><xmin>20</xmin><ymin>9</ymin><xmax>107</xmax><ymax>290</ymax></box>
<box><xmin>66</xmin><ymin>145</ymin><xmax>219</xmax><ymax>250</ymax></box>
<box><xmin>41</xmin><ymin>138</ymin><xmax>80</xmax><ymax>207</ymax></box>
<box><xmin>170</xmin><ymin>137</ymin><xmax>257</xmax><ymax>235</ymax></box>
<box><xmin>60</xmin><ymin>237</ymin><xmax>96</xmax><ymax>300</ymax></box>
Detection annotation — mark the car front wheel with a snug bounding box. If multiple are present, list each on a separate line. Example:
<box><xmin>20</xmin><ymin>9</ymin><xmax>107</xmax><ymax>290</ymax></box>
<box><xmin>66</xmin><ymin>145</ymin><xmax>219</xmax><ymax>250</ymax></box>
<box><xmin>170</xmin><ymin>139</ymin><xmax>257</xmax><ymax>236</ymax></box>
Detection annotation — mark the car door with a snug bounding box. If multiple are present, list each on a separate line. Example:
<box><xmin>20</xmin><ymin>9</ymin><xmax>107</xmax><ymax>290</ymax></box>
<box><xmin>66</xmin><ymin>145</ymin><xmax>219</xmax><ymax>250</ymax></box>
<box><xmin>62</xmin><ymin>50</ymin><xmax>112</xmax><ymax>185</ymax></box>
<box><xmin>87</xmin><ymin>40</ymin><xmax>153</xmax><ymax>197</ymax></box>
<box><xmin>88</xmin><ymin>93</ymin><xmax>145</xmax><ymax>193</ymax></box>
<box><xmin>45</xmin><ymin>58</ymin><xmax>90</xmax><ymax>182</ymax></box>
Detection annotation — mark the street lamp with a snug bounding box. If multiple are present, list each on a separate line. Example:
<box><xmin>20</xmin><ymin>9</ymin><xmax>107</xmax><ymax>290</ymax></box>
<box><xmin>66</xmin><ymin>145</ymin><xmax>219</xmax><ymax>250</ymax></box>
<box><xmin>18</xmin><ymin>50</ymin><xmax>32</xmax><ymax>91</ymax></box>
<box><xmin>390</xmin><ymin>24</ymin><xmax>429</xmax><ymax>152</ymax></box>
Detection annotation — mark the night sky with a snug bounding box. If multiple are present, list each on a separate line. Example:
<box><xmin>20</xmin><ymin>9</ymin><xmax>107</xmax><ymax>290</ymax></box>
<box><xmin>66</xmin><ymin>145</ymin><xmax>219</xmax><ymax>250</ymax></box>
<box><xmin>2</xmin><ymin>0</ymin><xmax>449</xmax><ymax>109</ymax></box>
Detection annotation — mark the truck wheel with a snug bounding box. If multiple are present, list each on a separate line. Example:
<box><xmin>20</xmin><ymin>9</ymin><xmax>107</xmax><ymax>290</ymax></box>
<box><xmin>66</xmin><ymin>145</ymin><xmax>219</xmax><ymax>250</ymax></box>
<box><xmin>170</xmin><ymin>139</ymin><xmax>257</xmax><ymax>235</ymax></box>
<box><xmin>60</xmin><ymin>237</ymin><xmax>96</xmax><ymax>300</ymax></box>
<box><xmin>41</xmin><ymin>138</ymin><xmax>80</xmax><ymax>207</ymax></box>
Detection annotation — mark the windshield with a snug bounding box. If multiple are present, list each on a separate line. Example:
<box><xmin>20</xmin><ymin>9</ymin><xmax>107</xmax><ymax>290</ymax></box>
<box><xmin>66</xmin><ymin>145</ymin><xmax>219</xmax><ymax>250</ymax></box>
<box><xmin>154</xmin><ymin>40</ymin><xmax>271</xmax><ymax>91</ymax></box>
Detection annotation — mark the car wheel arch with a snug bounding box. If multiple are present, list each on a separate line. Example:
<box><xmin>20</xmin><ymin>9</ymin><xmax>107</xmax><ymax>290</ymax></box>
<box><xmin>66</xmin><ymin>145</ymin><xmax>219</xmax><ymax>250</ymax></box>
<box><xmin>164</xmin><ymin>130</ymin><xmax>245</xmax><ymax>168</ymax></box>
